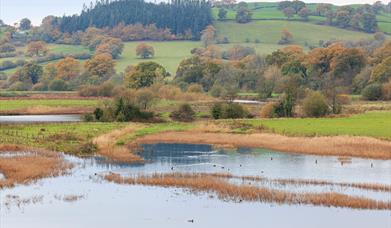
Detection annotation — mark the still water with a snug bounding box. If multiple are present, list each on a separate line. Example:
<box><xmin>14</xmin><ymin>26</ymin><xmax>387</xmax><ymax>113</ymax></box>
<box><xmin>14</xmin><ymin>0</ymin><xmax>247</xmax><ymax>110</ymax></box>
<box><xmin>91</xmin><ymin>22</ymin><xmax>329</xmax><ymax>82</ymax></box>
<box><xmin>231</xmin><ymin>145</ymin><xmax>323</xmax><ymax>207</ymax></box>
<box><xmin>1</xmin><ymin>143</ymin><xmax>390</xmax><ymax>228</ymax></box>
<box><xmin>0</xmin><ymin>114</ymin><xmax>81</xmax><ymax>123</ymax></box>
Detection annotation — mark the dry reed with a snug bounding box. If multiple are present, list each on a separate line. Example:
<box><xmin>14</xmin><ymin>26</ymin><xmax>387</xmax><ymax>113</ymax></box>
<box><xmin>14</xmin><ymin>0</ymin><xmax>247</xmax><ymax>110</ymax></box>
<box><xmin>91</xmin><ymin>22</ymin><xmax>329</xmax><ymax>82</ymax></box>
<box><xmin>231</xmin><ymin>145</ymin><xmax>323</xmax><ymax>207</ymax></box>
<box><xmin>136</xmin><ymin>131</ymin><xmax>391</xmax><ymax>160</ymax></box>
<box><xmin>93</xmin><ymin>125</ymin><xmax>144</xmax><ymax>163</ymax></box>
<box><xmin>104</xmin><ymin>172</ymin><xmax>391</xmax><ymax>210</ymax></box>
<box><xmin>200</xmin><ymin>173</ymin><xmax>391</xmax><ymax>193</ymax></box>
<box><xmin>0</xmin><ymin>144</ymin><xmax>72</xmax><ymax>188</ymax></box>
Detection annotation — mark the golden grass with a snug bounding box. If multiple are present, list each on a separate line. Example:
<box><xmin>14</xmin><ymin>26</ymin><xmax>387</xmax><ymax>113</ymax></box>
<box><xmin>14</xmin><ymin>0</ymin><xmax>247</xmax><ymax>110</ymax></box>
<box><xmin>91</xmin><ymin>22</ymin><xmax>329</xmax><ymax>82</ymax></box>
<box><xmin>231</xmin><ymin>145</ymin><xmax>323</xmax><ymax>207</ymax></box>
<box><xmin>203</xmin><ymin>173</ymin><xmax>391</xmax><ymax>193</ymax></box>
<box><xmin>104</xmin><ymin>172</ymin><xmax>391</xmax><ymax>210</ymax></box>
<box><xmin>0</xmin><ymin>144</ymin><xmax>72</xmax><ymax>188</ymax></box>
<box><xmin>93</xmin><ymin>124</ymin><xmax>144</xmax><ymax>163</ymax></box>
<box><xmin>136</xmin><ymin>131</ymin><xmax>391</xmax><ymax>160</ymax></box>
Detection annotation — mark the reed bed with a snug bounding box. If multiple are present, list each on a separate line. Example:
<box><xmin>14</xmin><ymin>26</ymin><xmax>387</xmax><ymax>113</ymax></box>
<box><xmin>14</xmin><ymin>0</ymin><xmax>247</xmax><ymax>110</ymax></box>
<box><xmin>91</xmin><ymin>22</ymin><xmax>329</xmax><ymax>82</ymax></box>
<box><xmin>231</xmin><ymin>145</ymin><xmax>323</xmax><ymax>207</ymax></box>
<box><xmin>199</xmin><ymin>173</ymin><xmax>391</xmax><ymax>193</ymax></box>
<box><xmin>93</xmin><ymin>124</ymin><xmax>144</xmax><ymax>163</ymax></box>
<box><xmin>136</xmin><ymin>132</ymin><xmax>391</xmax><ymax>159</ymax></box>
<box><xmin>104</xmin><ymin>172</ymin><xmax>391</xmax><ymax>210</ymax></box>
<box><xmin>0</xmin><ymin>145</ymin><xmax>72</xmax><ymax>188</ymax></box>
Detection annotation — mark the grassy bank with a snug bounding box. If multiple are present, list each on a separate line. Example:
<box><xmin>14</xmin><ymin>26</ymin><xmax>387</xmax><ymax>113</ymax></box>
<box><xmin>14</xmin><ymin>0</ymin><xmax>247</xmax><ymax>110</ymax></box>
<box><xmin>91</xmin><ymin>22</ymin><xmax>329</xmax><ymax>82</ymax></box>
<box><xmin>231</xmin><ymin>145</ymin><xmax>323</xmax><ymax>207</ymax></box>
<box><xmin>241</xmin><ymin>111</ymin><xmax>391</xmax><ymax>140</ymax></box>
<box><xmin>0</xmin><ymin>99</ymin><xmax>99</xmax><ymax>111</ymax></box>
<box><xmin>0</xmin><ymin>122</ymin><xmax>126</xmax><ymax>155</ymax></box>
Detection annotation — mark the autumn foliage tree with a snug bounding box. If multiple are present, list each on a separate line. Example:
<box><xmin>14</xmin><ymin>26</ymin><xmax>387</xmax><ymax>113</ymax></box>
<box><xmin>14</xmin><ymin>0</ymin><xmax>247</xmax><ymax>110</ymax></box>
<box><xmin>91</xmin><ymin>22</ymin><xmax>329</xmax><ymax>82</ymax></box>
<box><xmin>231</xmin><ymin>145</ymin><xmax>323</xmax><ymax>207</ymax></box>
<box><xmin>95</xmin><ymin>37</ymin><xmax>124</xmax><ymax>59</ymax></box>
<box><xmin>200</xmin><ymin>25</ymin><xmax>217</xmax><ymax>47</ymax></box>
<box><xmin>84</xmin><ymin>53</ymin><xmax>115</xmax><ymax>81</ymax></box>
<box><xmin>55</xmin><ymin>57</ymin><xmax>81</xmax><ymax>81</ymax></box>
<box><xmin>306</xmin><ymin>43</ymin><xmax>365</xmax><ymax>113</ymax></box>
<box><xmin>124</xmin><ymin>62</ymin><xmax>168</xmax><ymax>89</ymax></box>
<box><xmin>136</xmin><ymin>43</ymin><xmax>155</xmax><ymax>59</ymax></box>
<box><xmin>278</xmin><ymin>29</ymin><xmax>293</xmax><ymax>45</ymax></box>
<box><xmin>27</xmin><ymin>41</ymin><xmax>48</xmax><ymax>57</ymax></box>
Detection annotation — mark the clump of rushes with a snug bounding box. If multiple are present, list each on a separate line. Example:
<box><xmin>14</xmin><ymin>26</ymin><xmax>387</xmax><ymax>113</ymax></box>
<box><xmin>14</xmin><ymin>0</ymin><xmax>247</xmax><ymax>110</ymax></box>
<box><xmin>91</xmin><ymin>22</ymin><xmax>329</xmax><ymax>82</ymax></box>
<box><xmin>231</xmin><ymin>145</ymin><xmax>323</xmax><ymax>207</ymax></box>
<box><xmin>105</xmin><ymin>172</ymin><xmax>391</xmax><ymax>210</ymax></box>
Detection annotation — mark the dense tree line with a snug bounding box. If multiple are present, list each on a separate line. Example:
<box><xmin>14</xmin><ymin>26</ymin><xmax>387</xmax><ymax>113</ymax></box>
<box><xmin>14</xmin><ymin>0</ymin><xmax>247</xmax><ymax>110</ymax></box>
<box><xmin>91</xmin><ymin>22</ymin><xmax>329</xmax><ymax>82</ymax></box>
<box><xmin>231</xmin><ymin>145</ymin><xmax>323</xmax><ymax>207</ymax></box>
<box><xmin>56</xmin><ymin>0</ymin><xmax>212</xmax><ymax>39</ymax></box>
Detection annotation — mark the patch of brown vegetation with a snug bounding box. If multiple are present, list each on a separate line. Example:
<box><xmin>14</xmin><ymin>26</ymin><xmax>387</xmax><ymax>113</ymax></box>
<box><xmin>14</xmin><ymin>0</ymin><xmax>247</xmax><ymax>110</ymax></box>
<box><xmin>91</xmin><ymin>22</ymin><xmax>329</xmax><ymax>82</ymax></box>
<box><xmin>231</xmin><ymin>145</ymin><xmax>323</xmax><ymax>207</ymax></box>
<box><xmin>136</xmin><ymin>131</ymin><xmax>391</xmax><ymax>160</ymax></box>
<box><xmin>93</xmin><ymin>125</ymin><xmax>144</xmax><ymax>163</ymax></box>
<box><xmin>0</xmin><ymin>145</ymin><xmax>72</xmax><ymax>188</ymax></box>
<box><xmin>104</xmin><ymin>172</ymin><xmax>391</xmax><ymax>210</ymax></box>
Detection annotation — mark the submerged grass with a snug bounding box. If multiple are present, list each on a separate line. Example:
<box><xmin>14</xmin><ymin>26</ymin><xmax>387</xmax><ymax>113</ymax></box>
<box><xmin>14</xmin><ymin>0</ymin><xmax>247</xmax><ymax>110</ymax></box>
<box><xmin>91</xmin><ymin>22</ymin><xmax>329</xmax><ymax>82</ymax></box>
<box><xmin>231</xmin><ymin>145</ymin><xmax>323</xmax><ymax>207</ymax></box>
<box><xmin>105</xmin><ymin>172</ymin><xmax>391</xmax><ymax>210</ymax></box>
<box><xmin>136</xmin><ymin>131</ymin><xmax>391</xmax><ymax>159</ymax></box>
<box><xmin>0</xmin><ymin>145</ymin><xmax>72</xmax><ymax>188</ymax></box>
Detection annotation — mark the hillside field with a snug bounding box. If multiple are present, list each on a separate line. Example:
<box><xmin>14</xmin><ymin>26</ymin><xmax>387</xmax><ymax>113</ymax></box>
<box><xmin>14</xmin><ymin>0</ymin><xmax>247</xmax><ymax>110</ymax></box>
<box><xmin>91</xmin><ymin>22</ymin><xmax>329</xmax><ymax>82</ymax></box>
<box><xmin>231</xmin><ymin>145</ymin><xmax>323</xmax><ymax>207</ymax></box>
<box><xmin>214</xmin><ymin>20</ymin><xmax>378</xmax><ymax>47</ymax></box>
<box><xmin>211</xmin><ymin>2</ymin><xmax>391</xmax><ymax>34</ymax></box>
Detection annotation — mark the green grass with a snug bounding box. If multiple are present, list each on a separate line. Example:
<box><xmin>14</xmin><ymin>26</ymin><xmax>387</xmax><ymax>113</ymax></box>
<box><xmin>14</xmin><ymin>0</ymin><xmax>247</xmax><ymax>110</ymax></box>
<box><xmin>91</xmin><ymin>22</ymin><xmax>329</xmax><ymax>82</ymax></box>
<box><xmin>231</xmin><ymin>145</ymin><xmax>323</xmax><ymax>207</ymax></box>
<box><xmin>0</xmin><ymin>99</ymin><xmax>99</xmax><ymax>111</ymax></box>
<box><xmin>241</xmin><ymin>111</ymin><xmax>391</xmax><ymax>140</ymax></box>
<box><xmin>214</xmin><ymin>20</ymin><xmax>376</xmax><ymax>47</ymax></box>
<box><xmin>116</xmin><ymin>122</ymin><xmax>193</xmax><ymax>145</ymax></box>
<box><xmin>0</xmin><ymin>122</ymin><xmax>126</xmax><ymax>154</ymax></box>
<box><xmin>212</xmin><ymin>3</ymin><xmax>391</xmax><ymax>34</ymax></box>
<box><xmin>115</xmin><ymin>41</ymin><xmax>200</xmax><ymax>73</ymax></box>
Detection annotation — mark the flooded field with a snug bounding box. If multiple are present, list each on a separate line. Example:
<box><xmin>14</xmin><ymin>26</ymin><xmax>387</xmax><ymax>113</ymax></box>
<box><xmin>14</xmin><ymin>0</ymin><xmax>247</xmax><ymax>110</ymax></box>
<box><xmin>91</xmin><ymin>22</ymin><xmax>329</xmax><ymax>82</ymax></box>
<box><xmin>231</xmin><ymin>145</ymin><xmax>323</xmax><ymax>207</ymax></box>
<box><xmin>1</xmin><ymin>143</ymin><xmax>390</xmax><ymax>228</ymax></box>
<box><xmin>0</xmin><ymin>115</ymin><xmax>81</xmax><ymax>123</ymax></box>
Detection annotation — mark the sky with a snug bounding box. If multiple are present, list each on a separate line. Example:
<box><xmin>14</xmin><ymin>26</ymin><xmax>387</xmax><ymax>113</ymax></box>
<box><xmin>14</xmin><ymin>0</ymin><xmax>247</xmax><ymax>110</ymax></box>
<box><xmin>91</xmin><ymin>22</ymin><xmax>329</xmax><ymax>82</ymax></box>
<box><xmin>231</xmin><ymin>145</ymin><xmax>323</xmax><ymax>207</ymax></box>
<box><xmin>0</xmin><ymin>0</ymin><xmax>389</xmax><ymax>25</ymax></box>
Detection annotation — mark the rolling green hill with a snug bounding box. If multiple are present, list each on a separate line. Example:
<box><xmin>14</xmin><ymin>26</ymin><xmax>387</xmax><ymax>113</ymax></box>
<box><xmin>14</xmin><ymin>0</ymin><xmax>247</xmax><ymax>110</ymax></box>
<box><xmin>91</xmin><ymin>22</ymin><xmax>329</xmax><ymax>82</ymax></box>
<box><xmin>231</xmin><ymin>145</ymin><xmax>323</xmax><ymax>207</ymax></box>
<box><xmin>212</xmin><ymin>2</ymin><xmax>391</xmax><ymax>34</ymax></box>
<box><xmin>1</xmin><ymin>2</ymin><xmax>390</xmax><ymax>77</ymax></box>
<box><xmin>214</xmin><ymin>20</ymin><xmax>376</xmax><ymax>47</ymax></box>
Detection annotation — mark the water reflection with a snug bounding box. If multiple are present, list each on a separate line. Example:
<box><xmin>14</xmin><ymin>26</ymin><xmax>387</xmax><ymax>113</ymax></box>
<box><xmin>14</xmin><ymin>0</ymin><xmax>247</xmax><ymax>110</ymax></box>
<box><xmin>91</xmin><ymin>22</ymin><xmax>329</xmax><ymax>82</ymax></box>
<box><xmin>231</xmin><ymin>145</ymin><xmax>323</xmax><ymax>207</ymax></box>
<box><xmin>1</xmin><ymin>143</ymin><xmax>390</xmax><ymax>228</ymax></box>
<box><xmin>0</xmin><ymin>114</ymin><xmax>81</xmax><ymax>123</ymax></box>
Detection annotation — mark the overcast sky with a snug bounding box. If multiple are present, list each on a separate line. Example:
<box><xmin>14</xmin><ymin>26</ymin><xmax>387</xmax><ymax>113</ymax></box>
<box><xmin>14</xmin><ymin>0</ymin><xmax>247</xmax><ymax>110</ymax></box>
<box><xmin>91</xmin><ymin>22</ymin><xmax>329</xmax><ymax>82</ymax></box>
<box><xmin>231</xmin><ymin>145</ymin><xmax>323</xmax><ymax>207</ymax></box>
<box><xmin>1</xmin><ymin>0</ymin><xmax>389</xmax><ymax>25</ymax></box>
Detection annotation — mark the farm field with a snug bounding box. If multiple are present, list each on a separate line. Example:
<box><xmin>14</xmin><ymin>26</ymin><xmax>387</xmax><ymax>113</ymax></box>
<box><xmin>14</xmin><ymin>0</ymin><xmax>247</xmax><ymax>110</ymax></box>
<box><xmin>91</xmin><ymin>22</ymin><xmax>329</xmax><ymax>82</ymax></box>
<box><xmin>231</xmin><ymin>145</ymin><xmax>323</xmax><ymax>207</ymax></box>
<box><xmin>115</xmin><ymin>41</ymin><xmax>200</xmax><ymax>73</ymax></box>
<box><xmin>242</xmin><ymin>111</ymin><xmax>391</xmax><ymax>140</ymax></box>
<box><xmin>214</xmin><ymin>20</ymin><xmax>378</xmax><ymax>46</ymax></box>
<box><xmin>211</xmin><ymin>2</ymin><xmax>391</xmax><ymax>34</ymax></box>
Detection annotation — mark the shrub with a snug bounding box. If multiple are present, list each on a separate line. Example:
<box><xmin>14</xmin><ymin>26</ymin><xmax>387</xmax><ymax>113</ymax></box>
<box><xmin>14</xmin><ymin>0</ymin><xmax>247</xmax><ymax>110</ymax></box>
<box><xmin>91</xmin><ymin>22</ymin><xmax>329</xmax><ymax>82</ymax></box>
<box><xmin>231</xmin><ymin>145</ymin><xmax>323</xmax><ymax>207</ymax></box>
<box><xmin>337</xmin><ymin>94</ymin><xmax>351</xmax><ymax>105</ymax></box>
<box><xmin>302</xmin><ymin>91</ymin><xmax>329</xmax><ymax>117</ymax></box>
<box><xmin>93</xmin><ymin>107</ymin><xmax>104</xmax><ymax>121</ymax></box>
<box><xmin>362</xmin><ymin>83</ymin><xmax>382</xmax><ymax>101</ymax></box>
<box><xmin>170</xmin><ymin>103</ymin><xmax>195</xmax><ymax>122</ymax></box>
<box><xmin>49</xmin><ymin>79</ymin><xmax>68</xmax><ymax>91</ymax></box>
<box><xmin>187</xmin><ymin>84</ymin><xmax>203</xmax><ymax>93</ymax></box>
<box><xmin>210</xmin><ymin>84</ymin><xmax>223</xmax><ymax>98</ymax></box>
<box><xmin>78</xmin><ymin>82</ymin><xmax>115</xmax><ymax>97</ymax></box>
<box><xmin>31</xmin><ymin>82</ymin><xmax>47</xmax><ymax>91</ymax></box>
<box><xmin>78</xmin><ymin>141</ymin><xmax>98</xmax><ymax>154</ymax></box>
<box><xmin>211</xmin><ymin>103</ymin><xmax>223</xmax><ymax>119</ymax></box>
<box><xmin>259</xmin><ymin>102</ymin><xmax>276</xmax><ymax>118</ymax></box>
<box><xmin>9</xmin><ymin>81</ymin><xmax>31</xmax><ymax>91</ymax></box>
<box><xmin>211</xmin><ymin>103</ymin><xmax>250</xmax><ymax>119</ymax></box>
<box><xmin>84</xmin><ymin>113</ymin><xmax>95</xmax><ymax>122</ymax></box>
<box><xmin>78</xmin><ymin>85</ymin><xmax>99</xmax><ymax>96</ymax></box>
<box><xmin>96</xmin><ymin>97</ymin><xmax>154</xmax><ymax>122</ymax></box>
<box><xmin>273</xmin><ymin>93</ymin><xmax>295</xmax><ymax>117</ymax></box>
<box><xmin>381</xmin><ymin>80</ymin><xmax>391</xmax><ymax>100</ymax></box>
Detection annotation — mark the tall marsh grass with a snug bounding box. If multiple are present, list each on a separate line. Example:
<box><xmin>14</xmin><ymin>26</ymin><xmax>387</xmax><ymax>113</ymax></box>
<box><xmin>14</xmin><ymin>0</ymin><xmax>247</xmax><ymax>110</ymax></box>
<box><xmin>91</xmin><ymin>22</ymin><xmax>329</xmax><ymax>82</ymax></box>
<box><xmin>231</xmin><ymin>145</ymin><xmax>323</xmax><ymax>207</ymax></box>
<box><xmin>105</xmin><ymin>172</ymin><xmax>391</xmax><ymax>210</ymax></box>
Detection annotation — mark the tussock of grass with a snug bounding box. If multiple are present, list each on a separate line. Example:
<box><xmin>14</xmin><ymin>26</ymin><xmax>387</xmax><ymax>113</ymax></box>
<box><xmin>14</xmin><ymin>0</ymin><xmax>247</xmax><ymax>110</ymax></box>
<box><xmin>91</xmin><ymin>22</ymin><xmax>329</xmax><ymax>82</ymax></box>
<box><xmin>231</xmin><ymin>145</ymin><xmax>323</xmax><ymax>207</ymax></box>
<box><xmin>0</xmin><ymin>145</ymin><xmax>72</xmax><ymax>188</ymax></box>
<box><xmin>105</xmin><ymin>172</ymin><xmax>391</xmax><ymax>210</ymax></box>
